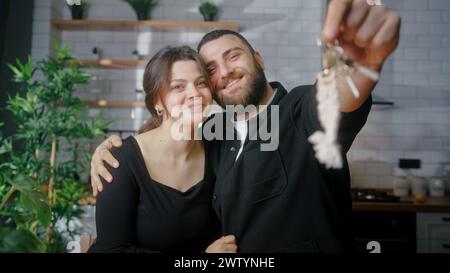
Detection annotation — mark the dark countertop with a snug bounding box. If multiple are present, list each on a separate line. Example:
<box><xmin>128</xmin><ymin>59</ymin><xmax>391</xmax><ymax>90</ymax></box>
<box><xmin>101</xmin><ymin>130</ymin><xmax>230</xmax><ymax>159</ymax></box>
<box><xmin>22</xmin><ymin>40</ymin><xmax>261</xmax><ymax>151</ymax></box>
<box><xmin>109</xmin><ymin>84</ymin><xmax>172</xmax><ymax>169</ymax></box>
<box><xmin>352</xmin><ymin>196</ymin><xmax>450</xmax><ymax>213</ymax></box>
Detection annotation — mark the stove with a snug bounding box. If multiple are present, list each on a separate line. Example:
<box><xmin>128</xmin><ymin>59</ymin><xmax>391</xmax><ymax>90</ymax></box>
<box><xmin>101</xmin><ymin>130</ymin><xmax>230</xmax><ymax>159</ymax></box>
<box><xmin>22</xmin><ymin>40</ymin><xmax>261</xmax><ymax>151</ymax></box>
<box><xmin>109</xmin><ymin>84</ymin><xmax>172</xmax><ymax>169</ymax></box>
<box><xmin>351</xmin><ymin>188</ymin><xmax>401</xmax><ymax>202</ymax></box>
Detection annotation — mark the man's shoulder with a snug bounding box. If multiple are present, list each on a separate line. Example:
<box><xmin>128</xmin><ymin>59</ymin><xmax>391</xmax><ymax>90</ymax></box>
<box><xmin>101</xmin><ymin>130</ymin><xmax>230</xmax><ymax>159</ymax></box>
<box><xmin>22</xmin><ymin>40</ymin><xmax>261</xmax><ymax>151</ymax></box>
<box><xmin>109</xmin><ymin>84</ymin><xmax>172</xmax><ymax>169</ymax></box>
<box><xmin>278</xmin><ymin>84</ymin><xmax>315</xmax><ymax>107</ymax></box>
<box><xmin>288</xmin><ymin>84</ymin><xmax>315</xmax><ymax>97</ymax></box>
<box><xmin>290</xmin><ymin>84</ymin><xmax>314</xmax><ymax>91</ymax></box>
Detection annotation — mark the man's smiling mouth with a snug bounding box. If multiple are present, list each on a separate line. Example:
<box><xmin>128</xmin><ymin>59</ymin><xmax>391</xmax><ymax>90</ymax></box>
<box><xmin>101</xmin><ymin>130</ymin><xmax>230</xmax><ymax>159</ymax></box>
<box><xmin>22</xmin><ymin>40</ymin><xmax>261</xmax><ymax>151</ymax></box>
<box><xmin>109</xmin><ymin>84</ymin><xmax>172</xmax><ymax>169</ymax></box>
<box><xmin>223</xmin><ymin>77</ymin><xmax>242</xmax><ymax>94</ymax></box>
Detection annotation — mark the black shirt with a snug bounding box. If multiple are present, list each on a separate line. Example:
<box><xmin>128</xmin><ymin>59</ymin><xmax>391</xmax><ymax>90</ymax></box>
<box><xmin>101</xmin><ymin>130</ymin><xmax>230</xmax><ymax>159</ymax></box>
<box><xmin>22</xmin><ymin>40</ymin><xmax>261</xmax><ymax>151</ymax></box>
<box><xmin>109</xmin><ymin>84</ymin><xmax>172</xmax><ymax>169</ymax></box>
<box><xmin>88</xmin><ymin>137</ymin><xmax>220</xmax><ymax>253</ymax></box>
<box><xmin>204</xmin><ymin>82</ymin><xmax>371</xmax><ymax>253</ymax></box>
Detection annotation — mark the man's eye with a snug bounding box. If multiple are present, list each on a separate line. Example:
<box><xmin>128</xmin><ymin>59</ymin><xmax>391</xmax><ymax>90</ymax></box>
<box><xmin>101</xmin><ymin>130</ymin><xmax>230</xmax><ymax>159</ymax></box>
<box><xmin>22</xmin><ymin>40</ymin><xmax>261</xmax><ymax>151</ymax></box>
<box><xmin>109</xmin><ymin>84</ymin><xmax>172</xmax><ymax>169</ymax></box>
<box><xmin>197</xmin><ymin>81</ymin><xmax>207</xmax><ymax>87</ymax></box>
<box><xmin>230</xmin><ymin>54</ymin><xmax>239</xmax><ymax>61</ymax></box>
<box><xmin>208</xmin><ymin>67</ymin><xmax>216</xmax><ymax>74</ymax></box>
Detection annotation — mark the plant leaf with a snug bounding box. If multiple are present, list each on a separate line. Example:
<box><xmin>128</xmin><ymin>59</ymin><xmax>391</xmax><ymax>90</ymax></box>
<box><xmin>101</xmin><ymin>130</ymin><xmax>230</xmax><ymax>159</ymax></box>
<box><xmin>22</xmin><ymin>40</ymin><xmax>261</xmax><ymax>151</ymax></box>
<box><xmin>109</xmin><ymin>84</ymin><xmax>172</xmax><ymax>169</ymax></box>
<box><xmin>0</xmin><ymin>227</ymin><xmax>46</xmax><ymax>253</ymax></box>
<box><xmin>8</xmin><ymin>174</ymin><xmax>51</xmax><ymax>227</ymax></box>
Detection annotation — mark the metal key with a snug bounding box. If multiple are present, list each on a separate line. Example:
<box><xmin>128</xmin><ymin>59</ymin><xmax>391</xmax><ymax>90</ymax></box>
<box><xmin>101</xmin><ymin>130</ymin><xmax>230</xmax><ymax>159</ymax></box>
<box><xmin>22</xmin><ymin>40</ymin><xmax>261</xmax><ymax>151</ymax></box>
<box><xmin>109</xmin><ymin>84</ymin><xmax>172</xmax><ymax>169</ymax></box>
<box><xmin>317</xmin><ymin>39</ymin><xmax>380</xmax><ymax>98</ymax></box>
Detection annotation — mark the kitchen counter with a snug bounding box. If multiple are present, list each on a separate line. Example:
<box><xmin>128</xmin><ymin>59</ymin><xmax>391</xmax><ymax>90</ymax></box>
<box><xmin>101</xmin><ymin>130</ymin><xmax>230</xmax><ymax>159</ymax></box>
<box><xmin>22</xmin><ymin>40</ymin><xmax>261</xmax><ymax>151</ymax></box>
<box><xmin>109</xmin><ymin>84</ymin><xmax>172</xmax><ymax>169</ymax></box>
<box><xmin>352</xmin><ymin>196</ymin><xmax>450</xmax><ymax>212</ymax></box>
<box><xmin>82</xmin><ymin>193</ymin><xmax>450</xmax><ymax>213</ymax></box>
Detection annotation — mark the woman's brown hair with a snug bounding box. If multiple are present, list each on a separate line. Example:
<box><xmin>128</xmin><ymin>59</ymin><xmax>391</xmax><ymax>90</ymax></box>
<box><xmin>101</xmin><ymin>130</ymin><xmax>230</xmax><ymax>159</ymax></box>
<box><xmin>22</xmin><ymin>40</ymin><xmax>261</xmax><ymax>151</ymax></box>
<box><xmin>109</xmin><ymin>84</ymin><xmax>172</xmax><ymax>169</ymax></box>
<box><xmin>138</xmin><ymin>46</ymin><xmax>211</xmax><ymax>134</ymax></box>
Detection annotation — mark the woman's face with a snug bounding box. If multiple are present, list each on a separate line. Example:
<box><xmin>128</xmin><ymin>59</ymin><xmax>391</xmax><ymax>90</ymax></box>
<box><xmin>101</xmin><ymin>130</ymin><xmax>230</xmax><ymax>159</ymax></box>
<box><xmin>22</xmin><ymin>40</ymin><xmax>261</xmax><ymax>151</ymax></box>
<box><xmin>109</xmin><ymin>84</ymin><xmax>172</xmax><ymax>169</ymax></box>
<box><xmin>158</xmin><ymin>60</ymin><xmax>212</xmax><ymax>129</ymax></box>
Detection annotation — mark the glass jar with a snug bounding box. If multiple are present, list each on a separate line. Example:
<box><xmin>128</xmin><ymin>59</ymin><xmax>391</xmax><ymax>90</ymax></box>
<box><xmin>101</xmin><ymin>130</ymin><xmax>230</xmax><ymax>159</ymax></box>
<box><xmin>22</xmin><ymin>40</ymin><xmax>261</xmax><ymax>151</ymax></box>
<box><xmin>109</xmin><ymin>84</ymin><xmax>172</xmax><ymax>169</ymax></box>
<box><xmin>393</xmin><ymin>176</ymin><xmax>409</xmax><ymax>197</ymax></box>
<box><xmin>411</xmin><ymin>176</ymin><xmax>427</xmax><ymax>196</ymax></box>
<box><xmin>429</xmin><ymin>177</ymin><xmax>445</xmax><ymax>197</ymax></box>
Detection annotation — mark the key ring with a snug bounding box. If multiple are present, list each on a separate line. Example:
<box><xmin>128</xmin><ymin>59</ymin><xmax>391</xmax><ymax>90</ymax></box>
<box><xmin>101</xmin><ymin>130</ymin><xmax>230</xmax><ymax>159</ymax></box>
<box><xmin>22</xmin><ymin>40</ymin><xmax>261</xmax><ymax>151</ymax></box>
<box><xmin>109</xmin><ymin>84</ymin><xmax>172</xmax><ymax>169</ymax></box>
<box><xmin>317</xmin><ymin>39</ymin><xmax>380</xmax><ymax>98</ymax></box>
<box><xmin>318</xmin><ymin>39</ymin><xmax>380</xmax><ymax>81</ymax></box>
<box><xmin>308</xmin><ymin>39</ymin><xmax>381</xmax><ymax>169</ymax></box>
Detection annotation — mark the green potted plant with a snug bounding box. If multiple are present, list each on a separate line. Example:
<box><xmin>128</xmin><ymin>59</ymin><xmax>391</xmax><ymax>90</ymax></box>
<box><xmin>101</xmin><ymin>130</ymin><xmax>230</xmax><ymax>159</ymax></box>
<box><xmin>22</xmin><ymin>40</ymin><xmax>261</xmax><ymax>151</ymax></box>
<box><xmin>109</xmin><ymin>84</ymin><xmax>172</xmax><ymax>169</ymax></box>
<box><xmin>132</xmin><ymin>49</ymin><xmax>140</xmax><ymax>59</ymax></box>
<box><xmin>132</xmin><ymin>49</ymin><xmax>148</xmax><ymax>60</ymax></box>
<box><xmin>0</xmin><ymin>43</ymin><xmax>110</xmax><ymax>252</ymax></box>
<box><xmin>92</xmin><ymin>47</ymin><xmax>103</xmax><ymax>60</ymax></box>
<box><xmin>199</xmin><ymin>1</ymin><xmax>219</xmax><ymax>22</ymax></box>
<box><xmin>122</xmin><ymin>0</ymin><xmax>158</xmax><ymax>20</ymax></box>
<box><xmin>67</xmin><ymin>0</ymin><xmax>89</xmax><ymax>20</ymax></box>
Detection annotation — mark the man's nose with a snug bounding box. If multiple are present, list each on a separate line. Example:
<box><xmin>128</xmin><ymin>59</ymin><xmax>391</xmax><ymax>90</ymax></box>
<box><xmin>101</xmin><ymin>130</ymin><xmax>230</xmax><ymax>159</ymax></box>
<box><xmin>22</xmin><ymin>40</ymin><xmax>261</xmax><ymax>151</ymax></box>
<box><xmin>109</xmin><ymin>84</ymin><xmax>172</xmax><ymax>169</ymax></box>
<box><xmin>218</xmin><ymin>63</ymin><xmax>230</xmax><ymax>80</ymax></box>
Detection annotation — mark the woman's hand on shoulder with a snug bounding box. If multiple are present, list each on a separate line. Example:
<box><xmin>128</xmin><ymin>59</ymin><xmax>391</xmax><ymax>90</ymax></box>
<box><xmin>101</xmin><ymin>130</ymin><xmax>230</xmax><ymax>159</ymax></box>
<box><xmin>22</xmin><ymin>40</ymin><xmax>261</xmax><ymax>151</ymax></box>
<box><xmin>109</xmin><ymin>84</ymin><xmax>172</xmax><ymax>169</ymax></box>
<box><xmin>205</xmin><ymin>235</ymin><xmax>238</xmax><ymax>253</ymax></box>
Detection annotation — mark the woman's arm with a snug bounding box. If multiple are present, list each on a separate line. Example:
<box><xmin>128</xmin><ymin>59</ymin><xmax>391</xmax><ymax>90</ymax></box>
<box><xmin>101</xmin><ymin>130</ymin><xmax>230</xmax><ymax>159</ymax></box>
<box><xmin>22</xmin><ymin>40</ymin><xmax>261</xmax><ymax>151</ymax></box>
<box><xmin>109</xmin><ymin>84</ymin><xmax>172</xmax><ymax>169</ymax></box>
<box><xmin>87</xmin><ymin>147</ymin><xmax>159</xmax><ymax>253</ymax></box>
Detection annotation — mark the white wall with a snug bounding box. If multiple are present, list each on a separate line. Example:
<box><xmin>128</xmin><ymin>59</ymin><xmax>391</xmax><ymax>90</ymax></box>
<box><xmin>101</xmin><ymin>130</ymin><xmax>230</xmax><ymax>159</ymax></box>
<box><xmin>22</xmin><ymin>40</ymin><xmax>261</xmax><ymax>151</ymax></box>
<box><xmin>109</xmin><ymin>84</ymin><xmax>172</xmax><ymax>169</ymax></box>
<box><xmin>348</xmin><ymin>0</ymin><xmax>450</xmax><ymax>189</ymax></box>
<box><xmin>31</xmin><ymin>0</ymin><xmax>450</xmax><ymax>190</ymax></box>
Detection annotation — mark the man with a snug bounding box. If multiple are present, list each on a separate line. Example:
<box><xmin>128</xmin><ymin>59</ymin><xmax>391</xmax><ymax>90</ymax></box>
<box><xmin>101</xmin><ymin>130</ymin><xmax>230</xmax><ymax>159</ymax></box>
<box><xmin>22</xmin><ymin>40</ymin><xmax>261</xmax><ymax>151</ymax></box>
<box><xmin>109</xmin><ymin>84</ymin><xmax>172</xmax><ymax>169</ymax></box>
<box><xmin>90</xmin><ymin>0</ymin><xmax>400</xmax><ymax>252</ymax></box>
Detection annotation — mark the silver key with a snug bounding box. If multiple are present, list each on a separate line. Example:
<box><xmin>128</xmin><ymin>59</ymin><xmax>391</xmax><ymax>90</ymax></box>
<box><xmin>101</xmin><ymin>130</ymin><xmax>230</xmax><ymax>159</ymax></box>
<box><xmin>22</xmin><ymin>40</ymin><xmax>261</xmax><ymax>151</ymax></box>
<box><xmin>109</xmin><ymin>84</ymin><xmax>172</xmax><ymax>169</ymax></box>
<box><xmin>318</xmin><ymin>39</ymin><xmax>380</xmax><ymax>98</ymax></box>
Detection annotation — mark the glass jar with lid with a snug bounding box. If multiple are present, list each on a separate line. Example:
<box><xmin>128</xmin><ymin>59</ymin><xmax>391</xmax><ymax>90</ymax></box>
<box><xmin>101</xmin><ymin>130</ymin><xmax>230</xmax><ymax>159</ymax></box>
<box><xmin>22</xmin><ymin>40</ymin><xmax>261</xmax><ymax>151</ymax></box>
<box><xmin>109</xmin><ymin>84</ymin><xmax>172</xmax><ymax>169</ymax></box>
<box><xmin>411</xmin><ymin>176</ymin><xmax>427</xmax><ymax>196</ymax></box>
<box><xmin>393</xmin><ymin>176</ymin><xmax>409</xmax><ymax>197</ymax></box>
<box><xmin>429</xmin><ymin>177</ymin><xmax>445</xmax><ymax>197</ymax></box>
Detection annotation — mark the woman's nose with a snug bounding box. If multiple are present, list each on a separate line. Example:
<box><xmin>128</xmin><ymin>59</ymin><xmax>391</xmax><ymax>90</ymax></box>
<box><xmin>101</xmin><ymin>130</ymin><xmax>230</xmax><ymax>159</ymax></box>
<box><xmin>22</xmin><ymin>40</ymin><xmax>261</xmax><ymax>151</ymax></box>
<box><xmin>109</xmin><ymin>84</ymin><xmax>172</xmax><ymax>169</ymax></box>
<box><xmin>186</xmin><ymin>83</ymin><xmax>201</xmax><ymax>99</ymax></box>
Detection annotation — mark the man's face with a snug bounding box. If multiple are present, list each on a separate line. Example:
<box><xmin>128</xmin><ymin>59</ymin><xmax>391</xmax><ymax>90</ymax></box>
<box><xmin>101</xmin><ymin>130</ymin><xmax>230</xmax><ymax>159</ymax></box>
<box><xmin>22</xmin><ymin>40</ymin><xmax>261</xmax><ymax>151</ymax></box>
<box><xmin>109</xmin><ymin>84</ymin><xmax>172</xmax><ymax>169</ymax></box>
<box><xmin>199</xmin><ymin>34</ymin><xmax>267</xmax><ymax>108</ymax></box>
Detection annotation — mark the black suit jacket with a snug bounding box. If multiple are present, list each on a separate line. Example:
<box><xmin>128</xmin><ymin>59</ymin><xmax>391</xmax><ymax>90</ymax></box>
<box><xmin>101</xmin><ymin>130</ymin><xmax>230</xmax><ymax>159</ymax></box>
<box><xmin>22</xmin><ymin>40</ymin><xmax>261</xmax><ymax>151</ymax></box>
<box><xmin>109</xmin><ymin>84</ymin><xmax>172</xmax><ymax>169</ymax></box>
<box><xmin>203</xmin><ymin>82</ymin><xmax>371</xmax><ymax>253</ymax></box>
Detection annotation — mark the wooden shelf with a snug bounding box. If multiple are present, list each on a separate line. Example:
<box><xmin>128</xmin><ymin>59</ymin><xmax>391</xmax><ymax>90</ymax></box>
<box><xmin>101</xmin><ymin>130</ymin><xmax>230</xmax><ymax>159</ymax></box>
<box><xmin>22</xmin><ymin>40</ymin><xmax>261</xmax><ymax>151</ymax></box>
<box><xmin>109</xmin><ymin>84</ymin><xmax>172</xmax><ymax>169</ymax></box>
<box><xmin>56</xmin><ymin>19</ymin><xmax>240</xmax><ymax>108</ymax></box>
<box><xmin>51</xmin><ymin>19</ymin><xmax>240</xmax><ymax>31</ymax></box>
<box><xmin>84</xmin><ymin>100</ymin><xmax>145</xmax><ymax>108</ymax></box>
<box><xmin>67</xmin><ymin>59</ymin><xmax>148</xmax><ymax>69</ymax></box>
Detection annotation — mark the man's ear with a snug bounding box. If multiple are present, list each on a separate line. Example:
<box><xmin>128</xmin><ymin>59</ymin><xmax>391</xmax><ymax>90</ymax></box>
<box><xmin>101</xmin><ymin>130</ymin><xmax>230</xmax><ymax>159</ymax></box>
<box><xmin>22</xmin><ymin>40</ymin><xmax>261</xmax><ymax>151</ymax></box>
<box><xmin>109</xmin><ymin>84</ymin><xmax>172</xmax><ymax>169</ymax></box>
<box><xmin>254</xmin><ymin>51</ymin><xmax>265</xmax><ymax>70</ymax></box>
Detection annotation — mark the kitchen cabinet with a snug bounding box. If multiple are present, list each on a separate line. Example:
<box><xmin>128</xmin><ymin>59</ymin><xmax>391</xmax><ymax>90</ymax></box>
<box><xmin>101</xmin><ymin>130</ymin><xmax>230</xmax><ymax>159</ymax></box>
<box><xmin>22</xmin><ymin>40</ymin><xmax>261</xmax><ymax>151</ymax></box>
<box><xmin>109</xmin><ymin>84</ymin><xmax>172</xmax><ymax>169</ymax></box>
<box><xmin>417</xmin><ymin>213</ymin><xmax>450</xmax><ymax>253</ymax></box>
<box><xmin>352</xmin><ymin>196</ymin><xmax>450</xmax><ymax>253</ymax></box>
<box><xmin>352</xmin><ymin>211</ymin><xmax>416</xmax><ymax>253</ymax></box>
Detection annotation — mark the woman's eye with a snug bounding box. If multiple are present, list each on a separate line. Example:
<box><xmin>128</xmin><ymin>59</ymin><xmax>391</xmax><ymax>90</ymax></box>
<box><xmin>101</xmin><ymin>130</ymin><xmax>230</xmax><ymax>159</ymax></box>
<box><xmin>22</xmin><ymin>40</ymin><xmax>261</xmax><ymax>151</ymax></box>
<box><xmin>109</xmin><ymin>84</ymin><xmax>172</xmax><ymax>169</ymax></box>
<box><xmin>172</xmin><ymin>85</ymin><xmax>183</xmax><ymax>92</ymax></box>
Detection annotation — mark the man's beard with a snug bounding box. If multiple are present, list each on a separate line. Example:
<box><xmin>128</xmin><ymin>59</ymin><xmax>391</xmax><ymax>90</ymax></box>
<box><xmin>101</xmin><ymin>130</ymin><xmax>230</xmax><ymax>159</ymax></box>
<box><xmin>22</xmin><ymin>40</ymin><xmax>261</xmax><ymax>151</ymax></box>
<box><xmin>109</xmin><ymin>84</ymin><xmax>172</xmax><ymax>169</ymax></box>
<box><xmin>214</xmin><ymin>61</ymin><xmax>268</xmax><ymax>108</ymax></box>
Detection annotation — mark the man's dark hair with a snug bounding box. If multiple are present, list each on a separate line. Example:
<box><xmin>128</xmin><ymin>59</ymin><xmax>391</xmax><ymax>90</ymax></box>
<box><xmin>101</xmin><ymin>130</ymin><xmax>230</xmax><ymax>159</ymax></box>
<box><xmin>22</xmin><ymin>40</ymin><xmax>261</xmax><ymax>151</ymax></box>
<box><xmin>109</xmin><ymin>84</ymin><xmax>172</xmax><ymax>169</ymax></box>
<box><xmin>197</xmin><ymin>29</ymin><xmax>255</xmax><ymax>54</ymax></box>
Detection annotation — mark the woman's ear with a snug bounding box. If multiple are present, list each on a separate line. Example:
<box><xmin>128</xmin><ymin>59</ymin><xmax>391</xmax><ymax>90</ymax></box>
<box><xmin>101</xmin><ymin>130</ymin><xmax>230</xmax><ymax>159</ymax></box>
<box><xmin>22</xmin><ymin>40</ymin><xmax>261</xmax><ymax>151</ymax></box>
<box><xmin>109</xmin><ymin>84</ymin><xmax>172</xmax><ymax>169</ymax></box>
<box><xmin>154</xmin><ymin>96</ymin><xmax>165</xmax><ymax>115</ymax></box>
<box><xmin>254</xmin><ymin>51</ymin><xmax>265</xmax><ymax>70</ymax></box>
<box><xmin>154</xmin><ymin>96</ymin><xmax>164</xmax><ymax>116</ymax></box>
<box><xmin>156</xmin><ymin>102</ymin><xmax>167</xmax><ymax>115</ymax></box>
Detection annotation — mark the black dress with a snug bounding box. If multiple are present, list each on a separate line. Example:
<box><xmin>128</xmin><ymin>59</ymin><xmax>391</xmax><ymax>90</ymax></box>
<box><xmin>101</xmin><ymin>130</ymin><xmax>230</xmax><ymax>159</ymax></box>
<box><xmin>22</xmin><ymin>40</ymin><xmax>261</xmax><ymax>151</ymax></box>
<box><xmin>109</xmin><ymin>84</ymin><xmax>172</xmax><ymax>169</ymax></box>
<box><xmin>88</xmin><ymin>136</ymin><xmax>221</xmax><ymax>253</ymax></box>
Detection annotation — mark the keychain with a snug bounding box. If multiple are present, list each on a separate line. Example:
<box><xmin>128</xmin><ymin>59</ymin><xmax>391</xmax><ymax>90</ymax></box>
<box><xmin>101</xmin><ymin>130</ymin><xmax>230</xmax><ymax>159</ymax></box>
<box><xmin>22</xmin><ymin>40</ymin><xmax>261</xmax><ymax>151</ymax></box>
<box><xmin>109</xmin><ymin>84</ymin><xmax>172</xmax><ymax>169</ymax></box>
<box><xmin>308</xmin><ymin>40</ymin><xmax>380</xmax><ymax>169</ymax></box>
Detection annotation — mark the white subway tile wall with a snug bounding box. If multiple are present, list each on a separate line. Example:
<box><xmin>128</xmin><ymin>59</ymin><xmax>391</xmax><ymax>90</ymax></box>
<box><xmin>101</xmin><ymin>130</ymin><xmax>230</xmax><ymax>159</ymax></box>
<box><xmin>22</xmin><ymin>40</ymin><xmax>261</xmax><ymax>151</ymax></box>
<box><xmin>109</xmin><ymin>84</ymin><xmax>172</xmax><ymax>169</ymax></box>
<box><xmin>31</xmin><ymin>0</ymin><xmax>450</xmax><ymax>189</ymax></box>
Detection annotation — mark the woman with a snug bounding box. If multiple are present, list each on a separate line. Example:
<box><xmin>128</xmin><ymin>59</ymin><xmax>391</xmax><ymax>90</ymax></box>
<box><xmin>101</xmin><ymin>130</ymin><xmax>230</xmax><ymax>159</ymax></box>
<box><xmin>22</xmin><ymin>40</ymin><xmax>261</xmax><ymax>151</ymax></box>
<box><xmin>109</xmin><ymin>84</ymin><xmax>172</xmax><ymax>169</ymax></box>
<box><xmin>88</xmin><ymin>46</ymin><xmax>236</xmax><ymax>253</ymax></box>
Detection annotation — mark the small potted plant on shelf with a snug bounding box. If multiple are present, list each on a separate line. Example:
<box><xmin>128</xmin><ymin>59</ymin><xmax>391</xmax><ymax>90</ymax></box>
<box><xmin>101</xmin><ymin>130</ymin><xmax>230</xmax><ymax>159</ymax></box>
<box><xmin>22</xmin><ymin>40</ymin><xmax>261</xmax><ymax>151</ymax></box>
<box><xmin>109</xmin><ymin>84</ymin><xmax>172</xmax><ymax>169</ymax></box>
<box><xmin>122</xmin><ymin>0</ymin><xmax>158</xmax><ymax>20</ymax></box>
<box><xmin>132</xmin><ymin>50</ymin><xmax>148</xmax><ymax>60</ymax></box>
<box><xmin>199</xmin><ymin>1</ymin><xmax>219</xmax><ymax>22</ymax></box>
<box><xmin>92</xmin><ymin>47</ymin><xmax>103</xmax><ymax>60</ymax></box>
<box><xmin>67</xmin><ymin>0</ymin><xmax>89</xmax><ymax>20</ymax></box>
